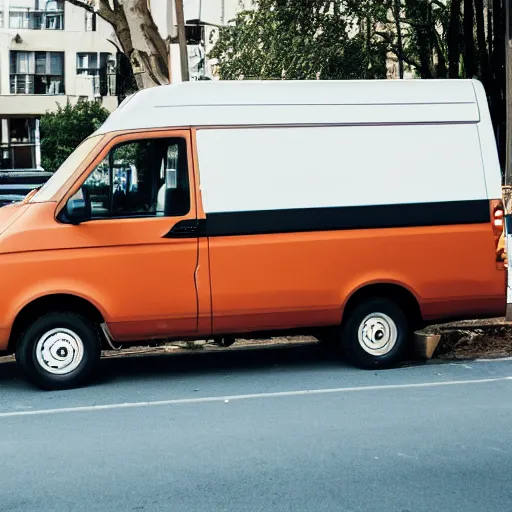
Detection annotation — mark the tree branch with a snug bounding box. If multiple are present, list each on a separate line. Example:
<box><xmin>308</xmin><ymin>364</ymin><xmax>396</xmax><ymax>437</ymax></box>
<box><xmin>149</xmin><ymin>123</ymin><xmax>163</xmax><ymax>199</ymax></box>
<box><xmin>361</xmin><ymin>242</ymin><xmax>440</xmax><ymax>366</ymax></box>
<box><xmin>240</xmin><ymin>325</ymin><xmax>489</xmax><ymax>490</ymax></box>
<box><xmin>65</xmin><ymin>0</ymin><xmax>94</xmax><ymax>13</ymax></box>
<box><xmin>375</xmin><ymin>30</ymin><xmax>394</xmax><ymax>44</ymax></box>
<box><xmin>97</xmin><ymin>0</ymin><xmax>118</xmax><ymax>24</ymax></box>
<box><xmin>65</xmin><ymin>0</ymin><xmax>118</xmax><ymax>26</ymax></box>
<box><xmin>432</xmin><ymin>30</ymin><xmax>445</xmax><ymax>55</ymax></box>
<box><xmin>429</xmin><ymin>0</ymin><xmax>447</xmax><ymax>9</ymax></box>
<box><xmin>399</xmin><ymin>18</ymin><xmax>432</xmax><ymax>29</ymax></box>
<box><xmin>107</xmin><ymin>38</ymin><xmax>121</xmax><ymax>52</ymax></box>
<box><xmin>376</xmin><ymin>31</ymin><xmax>422</xmax><ymax>70</ymax></box>
<box><xmin>401</xmin><ymin>54</ymin><xmax>422</xmax><ymax>71</ymax></box>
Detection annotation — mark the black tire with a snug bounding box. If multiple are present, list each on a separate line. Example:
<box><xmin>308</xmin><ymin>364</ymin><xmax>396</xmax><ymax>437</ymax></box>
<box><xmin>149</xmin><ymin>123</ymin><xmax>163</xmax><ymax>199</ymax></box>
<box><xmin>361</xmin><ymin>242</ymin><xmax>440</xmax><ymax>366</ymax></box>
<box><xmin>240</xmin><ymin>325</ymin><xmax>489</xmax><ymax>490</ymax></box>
<box><xmin>16</xmin><ymin>312</ymin><xmax>101</xmax><ymax>390</ymax></box>
<box><xmin>341</xmin><ymin>298</ymin><xmax>409</xmax><ymax>369</ymax></box>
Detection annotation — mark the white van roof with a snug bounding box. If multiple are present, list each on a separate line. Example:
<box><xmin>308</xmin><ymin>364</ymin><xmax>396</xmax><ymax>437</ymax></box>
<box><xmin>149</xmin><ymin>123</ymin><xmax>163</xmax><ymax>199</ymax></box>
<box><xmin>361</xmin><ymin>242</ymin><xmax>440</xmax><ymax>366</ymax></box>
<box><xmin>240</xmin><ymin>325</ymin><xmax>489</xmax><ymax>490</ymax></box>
<box><xmin>97</xmin><ymin>79</ymin><xmax>482</xmax><ymax>134</ymax></box>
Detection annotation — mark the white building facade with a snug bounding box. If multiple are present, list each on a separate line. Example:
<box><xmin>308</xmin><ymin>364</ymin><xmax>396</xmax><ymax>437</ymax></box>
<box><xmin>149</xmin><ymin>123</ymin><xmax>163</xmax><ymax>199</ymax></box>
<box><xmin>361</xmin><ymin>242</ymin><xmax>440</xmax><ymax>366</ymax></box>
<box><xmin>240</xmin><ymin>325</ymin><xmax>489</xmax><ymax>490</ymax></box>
<box><xmin>0</xmin><ymin>0</ymin><xmax>117</xmax><ymax>172</ymax></box>
<box><xmin>0</xmin><ymin>0</ymin><xmax>250</xmax><ymax>173</ymax></box>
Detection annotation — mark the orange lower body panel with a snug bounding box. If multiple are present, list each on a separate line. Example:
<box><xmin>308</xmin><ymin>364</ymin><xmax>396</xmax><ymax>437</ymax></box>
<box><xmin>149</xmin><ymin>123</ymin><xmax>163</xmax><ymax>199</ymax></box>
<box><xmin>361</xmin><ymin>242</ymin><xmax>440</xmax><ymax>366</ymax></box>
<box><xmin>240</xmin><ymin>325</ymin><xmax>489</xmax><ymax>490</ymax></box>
<box><xmin>208</xmin><ymin>223</ymin><xmax>505</xmax><ymax>334</ymax></box>
<box><xmin>0</xmin><ymin>328</ymin><xmax>9</xmax><ymax>352</ymax></box>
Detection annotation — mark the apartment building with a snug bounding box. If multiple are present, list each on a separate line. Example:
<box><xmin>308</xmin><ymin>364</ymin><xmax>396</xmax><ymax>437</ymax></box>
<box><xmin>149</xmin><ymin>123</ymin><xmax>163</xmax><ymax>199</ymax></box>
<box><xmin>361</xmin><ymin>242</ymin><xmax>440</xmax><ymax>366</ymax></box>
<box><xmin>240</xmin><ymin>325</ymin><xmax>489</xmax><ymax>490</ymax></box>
<box><xmin>0</xmin><ymin>0</ymin><xmax>251</xmax><ymax>178</ymax></box>
<box><xmin>0</xmin><ymin>0</ymin><xmax>117</xmax><ymax>173</ymax></box>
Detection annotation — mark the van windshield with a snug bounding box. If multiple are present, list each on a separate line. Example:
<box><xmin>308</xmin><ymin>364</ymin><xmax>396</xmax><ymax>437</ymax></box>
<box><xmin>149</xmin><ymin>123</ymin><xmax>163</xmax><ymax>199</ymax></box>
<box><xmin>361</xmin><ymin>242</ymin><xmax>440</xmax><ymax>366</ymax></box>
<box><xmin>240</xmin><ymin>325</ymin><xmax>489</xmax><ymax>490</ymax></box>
<box><xmin>30</xmin><ymin>135</ymin><xmax>104</xmax><ymax>203</ymax></box>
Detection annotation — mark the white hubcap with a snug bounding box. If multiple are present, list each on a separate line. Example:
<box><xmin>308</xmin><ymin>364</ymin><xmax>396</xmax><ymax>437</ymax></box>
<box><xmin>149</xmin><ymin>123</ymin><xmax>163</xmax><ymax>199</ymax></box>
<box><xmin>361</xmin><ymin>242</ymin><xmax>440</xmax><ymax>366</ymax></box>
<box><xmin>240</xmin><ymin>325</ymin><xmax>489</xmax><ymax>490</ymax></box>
<box><xmin>35</xmin><ymin>328</ymin><xmax>84</xmax><ymax>375</ymax></box>
<box><xmin>357</xmin><ymin>313</ymin><xmax>398</xmax><ymax>356</ymax></box>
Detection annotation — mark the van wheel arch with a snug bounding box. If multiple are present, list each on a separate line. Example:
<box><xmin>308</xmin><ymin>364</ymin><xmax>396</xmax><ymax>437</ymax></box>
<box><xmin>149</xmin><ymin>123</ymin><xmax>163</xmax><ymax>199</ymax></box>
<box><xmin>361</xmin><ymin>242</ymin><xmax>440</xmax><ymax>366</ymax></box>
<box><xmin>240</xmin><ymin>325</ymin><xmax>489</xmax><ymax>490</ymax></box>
<box><xmin>9</xmin><ymin>294</ymin><xmax>106</xmax><ymax>353</ymax></box>
<box><xmin>342</xmin><ymin>283</ymin><xmax>423</xmax><ymax>330</ymax></box>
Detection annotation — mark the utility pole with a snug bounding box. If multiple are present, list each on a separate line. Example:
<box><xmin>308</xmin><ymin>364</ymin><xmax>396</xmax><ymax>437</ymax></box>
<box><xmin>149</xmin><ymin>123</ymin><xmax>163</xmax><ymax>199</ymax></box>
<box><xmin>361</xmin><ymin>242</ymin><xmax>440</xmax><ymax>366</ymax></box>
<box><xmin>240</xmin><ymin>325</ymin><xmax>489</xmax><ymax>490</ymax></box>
<box><xmin>504</xmin><ymin>0</ymin><xmax>511</xmax><ymax>209</ymax></box>
<box><xmin>175</xmin><ymin>0</ymin><xmax>190</xmax><ymax>82</ymax></box>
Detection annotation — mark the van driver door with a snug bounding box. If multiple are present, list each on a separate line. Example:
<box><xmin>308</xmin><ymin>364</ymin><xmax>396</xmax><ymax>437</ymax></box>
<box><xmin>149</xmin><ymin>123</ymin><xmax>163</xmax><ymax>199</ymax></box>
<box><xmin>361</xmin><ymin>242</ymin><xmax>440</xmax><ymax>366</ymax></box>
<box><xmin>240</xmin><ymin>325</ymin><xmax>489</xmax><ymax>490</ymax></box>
<box><xmin>58</xmin><ymin>130</ymin><xmax>200</xmax><ymax>342</ymax></box>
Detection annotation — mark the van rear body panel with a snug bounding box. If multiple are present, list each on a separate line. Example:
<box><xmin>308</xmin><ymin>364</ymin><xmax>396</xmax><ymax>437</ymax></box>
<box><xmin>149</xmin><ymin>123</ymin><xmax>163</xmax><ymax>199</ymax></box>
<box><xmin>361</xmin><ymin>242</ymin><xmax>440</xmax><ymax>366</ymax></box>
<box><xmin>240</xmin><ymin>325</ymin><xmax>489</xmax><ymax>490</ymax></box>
<box><xmin>193</xmin><ymin>111</ymin><xmax>504</xmax><ymax>333</ymax></box>
<box><xmin>207</xmin><ymin>220</ymin><xmax>504</xmax><ymax>335</ymax></box>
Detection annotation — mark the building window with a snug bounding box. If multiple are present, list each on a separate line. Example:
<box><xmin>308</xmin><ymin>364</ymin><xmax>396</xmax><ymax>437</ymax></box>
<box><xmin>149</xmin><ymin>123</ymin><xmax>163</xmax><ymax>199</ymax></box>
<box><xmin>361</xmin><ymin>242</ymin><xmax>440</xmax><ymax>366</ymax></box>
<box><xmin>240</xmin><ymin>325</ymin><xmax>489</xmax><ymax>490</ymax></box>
<box><xmin>77</xmin><ymin>52</ymin><xmax>113</xmax><ymax>96</ymax></box>
<box><xmin>10</xmin><ymin>51</ymin><xmax>65</xmax><ymax>94</ymax></box>
<box><xmin>9</xmin><ymin>0</ymin><xmax>64</xmax><ymax>30</ymax></box>
<box><xmin>0</xmin><ymin>11</ymin><xmax>4</xmax><ymax>27</ymax></box>
<box><xmin>0</xmin><ymin>118</ymin><xmax>39</xmax><ymax>170</ymax></box>
<box><xmin>85</xmin><ymin>10</ymin><xmax>96</xmax><ymax>31</ymax></box>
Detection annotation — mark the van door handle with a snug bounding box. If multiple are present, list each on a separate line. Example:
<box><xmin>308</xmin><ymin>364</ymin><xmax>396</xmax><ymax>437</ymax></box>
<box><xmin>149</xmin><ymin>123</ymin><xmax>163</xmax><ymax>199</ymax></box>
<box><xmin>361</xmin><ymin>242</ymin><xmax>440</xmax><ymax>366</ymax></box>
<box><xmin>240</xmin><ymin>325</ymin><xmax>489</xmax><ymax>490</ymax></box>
<box><xmin>173</xmin><ymin>224</ymin><xmax>197</xmax><ymax>233</ymax></box>
<box><xmin>165</xmin><ymin>220</ymin><xmax>200</xmax><ymax>237</ymax></box>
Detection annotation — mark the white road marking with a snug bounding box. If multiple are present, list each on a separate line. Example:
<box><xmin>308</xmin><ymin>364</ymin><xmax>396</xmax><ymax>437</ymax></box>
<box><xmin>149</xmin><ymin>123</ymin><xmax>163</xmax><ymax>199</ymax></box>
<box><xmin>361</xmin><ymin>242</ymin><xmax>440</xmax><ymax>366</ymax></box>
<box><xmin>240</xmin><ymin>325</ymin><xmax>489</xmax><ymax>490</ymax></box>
<box><xmin>397</xmin><ymin>452</ymin><xmax>418</xmax><ymax>460</ymax></box>
<box><xmin>449</xmin><ymin>363</ymin><xmax>473</xmax><ymax>369</ymax></box>
<box><xmin>475</xmin><ymin>356</ymin><xmax>512</xmax><ymax>362</ymax></box>
<box><xmin>0</xmin><ymin>376</ymin><xmax>511</xmax><ymax>419</ymax></box>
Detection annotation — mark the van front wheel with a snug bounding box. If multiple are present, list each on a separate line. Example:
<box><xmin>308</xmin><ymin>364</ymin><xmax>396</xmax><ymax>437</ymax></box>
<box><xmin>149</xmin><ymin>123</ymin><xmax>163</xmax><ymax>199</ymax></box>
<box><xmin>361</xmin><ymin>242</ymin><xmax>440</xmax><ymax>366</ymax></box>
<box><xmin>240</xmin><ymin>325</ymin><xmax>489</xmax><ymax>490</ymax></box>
<box><xmin>342</xmin><ymin>298</ymin><xmax>408</xmax><ymax>369</ymax></box>
<box><xmin>16</xmin><ymin>312</ymin><xmax>101</xmax><ymax>390</ymax></box>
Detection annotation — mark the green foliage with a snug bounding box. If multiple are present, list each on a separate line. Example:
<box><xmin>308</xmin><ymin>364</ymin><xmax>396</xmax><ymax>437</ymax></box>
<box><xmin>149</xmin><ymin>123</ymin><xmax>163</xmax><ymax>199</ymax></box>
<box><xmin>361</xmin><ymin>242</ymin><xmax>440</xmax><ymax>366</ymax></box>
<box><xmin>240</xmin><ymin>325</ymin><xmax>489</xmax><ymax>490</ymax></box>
<box><xmin>40</xmin><ymin>101</ymin><xmax>110</xmax><ymax>172</ymax></box>
<box><xmin>211</xmin><ymin>0</ymin><xmax>506</xmax><ymax>170</ymax></box>
<box><xmin>210</xmin><ymin>0</ymin><xmax>388</xmax><ymax>80</ymax></box>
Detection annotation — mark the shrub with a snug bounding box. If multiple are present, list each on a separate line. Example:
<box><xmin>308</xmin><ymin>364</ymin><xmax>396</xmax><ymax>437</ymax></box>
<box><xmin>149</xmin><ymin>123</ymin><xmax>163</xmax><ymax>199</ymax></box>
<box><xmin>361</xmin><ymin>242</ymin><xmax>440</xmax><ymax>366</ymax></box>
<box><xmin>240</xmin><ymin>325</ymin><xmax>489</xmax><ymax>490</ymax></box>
<box><xmin>40</xmin><ymin>101</ymin><xmax>110</xmax><ymax>172</ymax></box>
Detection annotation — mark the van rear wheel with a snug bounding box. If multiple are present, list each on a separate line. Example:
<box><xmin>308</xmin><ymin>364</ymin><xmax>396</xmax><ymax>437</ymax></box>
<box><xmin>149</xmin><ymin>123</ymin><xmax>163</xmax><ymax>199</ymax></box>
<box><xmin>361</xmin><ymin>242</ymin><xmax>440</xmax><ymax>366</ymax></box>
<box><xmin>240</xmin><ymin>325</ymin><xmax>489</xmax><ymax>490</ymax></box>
<box><xmin>341</xmin><ymin>298</ymin><xmax>409</xmax><ymax>369</ymax></box>
<box><xmin>16</xmin><ymin>312</ymin><xmax>101</xmax><ymax>390</ymax></box>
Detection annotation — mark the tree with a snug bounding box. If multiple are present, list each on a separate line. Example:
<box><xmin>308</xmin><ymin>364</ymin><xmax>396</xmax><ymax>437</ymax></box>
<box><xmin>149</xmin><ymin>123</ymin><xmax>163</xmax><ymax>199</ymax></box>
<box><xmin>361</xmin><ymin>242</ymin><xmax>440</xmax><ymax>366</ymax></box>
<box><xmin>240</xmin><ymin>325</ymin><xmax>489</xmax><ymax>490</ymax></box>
<box><xmin>40</xmin><ymin>101</ymin><xmax>110</xmax><ymax>172</ymax></box>
<box><xmin>474</xmin><ymin>0</ymin><xmax>491</xmax><ymax>85</ymax></box>
<box><xmin>462</xmin><ymin>0</ymin><xmax>475</xmax><ymax>77</ymax></box>
<box><xmin>210</xmin><ymin>0</ymin><xmax>388</xmax><ymax>80</ymax></box>
<box><xmin>447</xmin><ymin>0</ymin><xmax>462</xmax><ymax>76</ymax></box>
<box><xmin>65</xmin><ymin>0</ymin><xmax>169</xmax><ymax>89</ymax></box>
<box><xmin>211</xmin><ymin>0</ymin><xmax>507</xmax><ymax>171</ymax></box>
<box><xmin>376</xmin><ymin>0</ymin><xmax>448</xmax><ymax>79</ymax></box>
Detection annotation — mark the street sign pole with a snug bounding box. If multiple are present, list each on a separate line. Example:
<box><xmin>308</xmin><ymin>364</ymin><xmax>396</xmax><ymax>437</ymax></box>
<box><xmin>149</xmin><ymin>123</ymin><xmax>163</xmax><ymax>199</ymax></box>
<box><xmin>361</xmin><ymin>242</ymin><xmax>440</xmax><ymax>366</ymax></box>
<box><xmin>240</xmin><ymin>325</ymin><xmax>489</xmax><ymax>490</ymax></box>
<box><xmin>506</xmin><ymin>0</ymin><xmax>512</xmax><ymax>184</ymax></box>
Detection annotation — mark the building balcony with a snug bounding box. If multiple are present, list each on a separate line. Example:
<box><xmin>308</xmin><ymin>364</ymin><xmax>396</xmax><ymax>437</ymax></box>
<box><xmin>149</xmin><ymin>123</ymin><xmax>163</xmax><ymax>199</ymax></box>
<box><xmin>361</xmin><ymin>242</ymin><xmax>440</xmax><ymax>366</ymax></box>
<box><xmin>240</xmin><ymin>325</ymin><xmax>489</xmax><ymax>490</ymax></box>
<box><xmin>9</xmin><ymin>7</ymin><xmax>64</xmax><ymax>30</ymax></box>
<box><xmin>10</xmin><ymin>74</ymin><xmax>65</xmax><ymax>95</ymax></box>
<box><xmin>0</xmin><ymin>94</ymin><xmax>118</xmax><ymax>116</ymax></box>
<box><xmin>0</xmin><ymin>142</ymin><xmax>38</xmax><ymax>170</ymax></box>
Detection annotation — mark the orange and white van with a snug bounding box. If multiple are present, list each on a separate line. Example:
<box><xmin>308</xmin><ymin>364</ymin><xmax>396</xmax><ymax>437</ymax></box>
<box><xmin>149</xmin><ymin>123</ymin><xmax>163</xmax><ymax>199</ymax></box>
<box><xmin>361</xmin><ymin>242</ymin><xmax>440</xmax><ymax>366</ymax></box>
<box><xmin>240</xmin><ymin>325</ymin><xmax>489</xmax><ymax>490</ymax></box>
<box><xmin>0</xmin><ymin>79</ymin><xmax>505</xmax><ymax>389</ymax></box>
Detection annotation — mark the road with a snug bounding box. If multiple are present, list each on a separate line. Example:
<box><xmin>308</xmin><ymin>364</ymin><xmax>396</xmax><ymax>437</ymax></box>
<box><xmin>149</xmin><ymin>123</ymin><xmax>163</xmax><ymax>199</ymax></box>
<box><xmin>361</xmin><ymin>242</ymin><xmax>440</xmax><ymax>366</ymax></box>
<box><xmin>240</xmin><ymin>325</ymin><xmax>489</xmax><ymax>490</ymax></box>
<box><xmin>1</xmin><ymin>343</ymin><xmax>512</xmax><ymax>512</ymax></box>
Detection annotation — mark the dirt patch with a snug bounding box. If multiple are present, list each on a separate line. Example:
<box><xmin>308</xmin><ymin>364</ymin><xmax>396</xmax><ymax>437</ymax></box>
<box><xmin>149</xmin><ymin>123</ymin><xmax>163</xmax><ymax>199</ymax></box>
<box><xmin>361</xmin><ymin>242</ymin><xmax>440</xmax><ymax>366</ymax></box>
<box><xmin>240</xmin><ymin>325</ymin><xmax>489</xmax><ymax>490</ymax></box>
<box><xmin>424</xmin><ymin>318</ymin><xmax>512</xmax><ymax>360</ymax></box>
<box><xmin>100</xmin><ymin>336</ymin><xmax>317</xmax><ymax>358</ymax></box>
<box><xmin>0</xmin><ymin>336</ymin><xmax>317</xmax><ymax>364</ymax></box>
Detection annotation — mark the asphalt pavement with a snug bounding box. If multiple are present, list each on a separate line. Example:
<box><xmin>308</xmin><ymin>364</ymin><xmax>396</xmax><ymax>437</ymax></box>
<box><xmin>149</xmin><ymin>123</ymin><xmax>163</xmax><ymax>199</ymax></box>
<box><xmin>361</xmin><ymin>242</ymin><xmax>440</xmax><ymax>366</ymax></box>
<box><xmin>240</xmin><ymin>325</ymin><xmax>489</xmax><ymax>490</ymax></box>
<box><xmin>1</xmin><ymin>343</ymin><xmax>511</xmax><ymax>512</ymax></box>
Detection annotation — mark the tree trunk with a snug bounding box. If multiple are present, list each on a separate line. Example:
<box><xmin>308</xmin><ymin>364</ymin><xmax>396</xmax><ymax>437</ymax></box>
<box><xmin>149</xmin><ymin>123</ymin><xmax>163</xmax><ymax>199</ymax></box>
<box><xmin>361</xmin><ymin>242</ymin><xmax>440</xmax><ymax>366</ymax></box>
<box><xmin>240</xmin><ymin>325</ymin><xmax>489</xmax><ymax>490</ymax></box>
<box><xmin>66</xmin><ymin>0</ymin><xmax>169</xmax><ymax>90</ymax></box>
<box><xmin>434</xmin><ymin>39</ymin><xmax>448</xmax><ymax>77</ymax></box>
<box><xmin>365</xmin><ymin>14</ymin><xmax>372</xmax><ymax>79</ymax></box>
<box><xmin>506</xmin><ymin>0</ymin><xmax>512</xmax><ymax>185</ymax></box>
<box><xmin>491</xmin><ymin>0</ymin><xmax>506</xmax><ymax>169</ymax></box>
<box><xmin>463</xmin><ymin>0</ymin><xmax>475</xmax><ymax>77</ymax></box>
<box><xmin>123</xmin><ymin>0</ymin><xmax>169</xmax><ymax>88</ymax></box>
<box><xmin>487</xmin><ymin>0</ymin><xmax>493</xmax><ymax>57</ymax></box>
<box><xmin>491</xmin><ymin>0</ymin><xmax>505</xmax><ymax>87</ymax></box>
<box><xmin>410</xmin><ymin>0</ymin><xmax>433</xmax><ymax>78</ymax></box>
<box><xmin>475</xmin><ymin>0</ymin><xmax>491</xmax><ymax>86</ymax></box>
<box><xmin>393</xmin><ymin>0</ymin><xmax>405</xmax><ymax>78</ymax></box>
<box><xmin>448</xmin><ymin>0</ymin><xmax>462</xmax><ymax>77</ymax></box>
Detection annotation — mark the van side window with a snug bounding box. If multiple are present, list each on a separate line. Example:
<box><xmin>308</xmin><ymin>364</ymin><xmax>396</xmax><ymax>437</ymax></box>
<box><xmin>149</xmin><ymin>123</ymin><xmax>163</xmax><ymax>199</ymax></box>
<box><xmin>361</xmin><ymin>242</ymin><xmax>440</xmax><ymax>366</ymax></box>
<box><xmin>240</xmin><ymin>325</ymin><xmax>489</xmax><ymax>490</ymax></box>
<box><xmin>82</xmin><ymin>138</ymin><xmax>190</xmax><ymax>219</ymax></box>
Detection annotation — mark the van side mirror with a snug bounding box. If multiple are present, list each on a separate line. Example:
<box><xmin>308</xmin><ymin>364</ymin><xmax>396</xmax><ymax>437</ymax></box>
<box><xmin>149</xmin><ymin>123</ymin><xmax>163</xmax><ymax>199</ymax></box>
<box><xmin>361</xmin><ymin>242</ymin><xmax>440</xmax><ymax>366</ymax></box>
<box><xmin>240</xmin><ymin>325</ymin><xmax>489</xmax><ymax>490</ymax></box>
<box><xmin>63</xmin><ymin>188</ymin><xmax>91</xmax><ymax>225</ymax></box>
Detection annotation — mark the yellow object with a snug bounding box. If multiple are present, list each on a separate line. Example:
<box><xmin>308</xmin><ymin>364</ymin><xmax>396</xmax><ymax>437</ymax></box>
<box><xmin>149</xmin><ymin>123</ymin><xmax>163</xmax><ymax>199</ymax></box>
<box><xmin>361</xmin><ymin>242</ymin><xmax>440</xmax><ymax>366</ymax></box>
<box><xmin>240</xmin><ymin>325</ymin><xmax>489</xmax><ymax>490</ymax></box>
<box><xmin>498</xmin><ymin>231</ymin><xmax>507</xmax><ymax>264</ymax></box>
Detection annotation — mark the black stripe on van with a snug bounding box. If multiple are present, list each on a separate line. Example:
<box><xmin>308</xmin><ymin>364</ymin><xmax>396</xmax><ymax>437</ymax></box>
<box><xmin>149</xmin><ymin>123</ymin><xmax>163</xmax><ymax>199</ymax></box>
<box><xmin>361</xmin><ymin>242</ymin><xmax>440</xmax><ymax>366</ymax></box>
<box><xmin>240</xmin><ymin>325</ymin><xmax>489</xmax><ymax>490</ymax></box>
<box><xmin>166</xmin><ymin>199</ymin><xmax>490</xmax><ymax>238</ymax></box>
